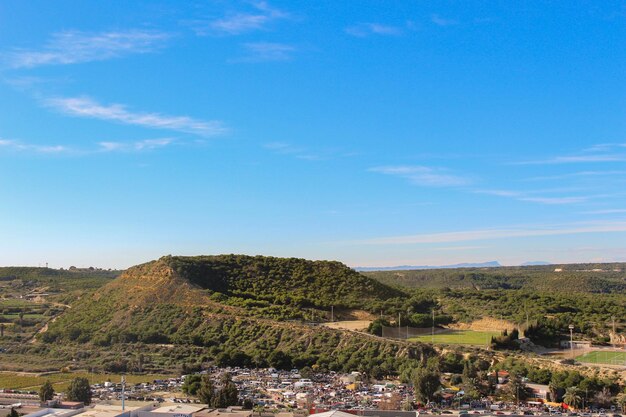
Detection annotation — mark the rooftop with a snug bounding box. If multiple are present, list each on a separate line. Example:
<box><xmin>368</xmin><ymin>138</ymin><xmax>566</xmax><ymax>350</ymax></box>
<box><xmin>151</xmin><ymin>405</ymin><xmax>206</xmax><ymax>414</ymax></box>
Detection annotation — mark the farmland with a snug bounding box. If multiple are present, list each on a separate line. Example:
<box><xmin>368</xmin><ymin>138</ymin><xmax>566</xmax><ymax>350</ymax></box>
<box><xmin>0</xmin><ymin>371</ymin><xmax>174</xmax><ymax>391</ymax></box>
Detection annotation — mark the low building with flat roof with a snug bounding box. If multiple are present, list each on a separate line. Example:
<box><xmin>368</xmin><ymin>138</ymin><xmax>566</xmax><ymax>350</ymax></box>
<box><xmin>193</xmin><ymin>408</ymin><xmax>251</xmax><ymax>417</ymax></box>
<box><xmin>138</xmin><ymin>404</ymin><xmax>206</xmax><ymax>417</ymax></box>
<box><xmin>22</xmin><ymin>408</ymin><xmax>85</xmax><ymax>417</ymax></box>
<box><xmin>72</xmin><ymin>403</ymin><xmax>153</xmax><ymax>417</ymax></box>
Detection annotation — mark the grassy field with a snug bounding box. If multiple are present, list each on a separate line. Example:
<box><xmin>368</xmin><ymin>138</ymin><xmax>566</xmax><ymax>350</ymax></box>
<box><xmin>0</xmin><ymin>372</ymin><xmax>174</xmax><ymax>391</ymax></box>
<box><xmin>576</xmin><ymin>350</ymin><xmax>626</xmax><ymax>365</ymax></box>
<box><xmin>409</xmin><ymin>329</ymin><xmax>499</xmax><ymax>346</ymax></box>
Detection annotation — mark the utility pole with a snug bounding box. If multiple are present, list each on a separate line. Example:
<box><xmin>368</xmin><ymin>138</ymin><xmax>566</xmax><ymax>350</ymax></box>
<box><xmin>611</xmin><ymin>316</ymin><xmax>616</xmax><ymax>349</ymax></box>
<box><xmin>121</xmin><ymin>375</ymin><xmax>125</xmax><ymax>411</ymax></box>
<box><xmin>331</xmin><ymin>306</ymin><xmax>334</xmax><ymax>322</ymax></box>
<box><xmin>525</xmin><ymin>309</ymin><xmax>529</xmax><ymax>332</ymax></box>
<box><xmin>432</xmin><ymin>308</ymin><xmax>435</xmax><ymax>344</ymax></box>
<box><xmin>398</xmin><ymin>312</ymin><xmax>401</xmax><ymax>328</ymax></box>
<box><xmin>569</xmin><ymin>324</ymin><xmax>575</xmax><ymax>358</ymax></box>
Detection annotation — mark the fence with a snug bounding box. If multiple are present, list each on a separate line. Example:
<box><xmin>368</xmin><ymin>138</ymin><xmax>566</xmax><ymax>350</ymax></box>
<box><xmin>381</xmin><ymin>325</ymin><xmax>433</xmax><ymax>340</ymax></box>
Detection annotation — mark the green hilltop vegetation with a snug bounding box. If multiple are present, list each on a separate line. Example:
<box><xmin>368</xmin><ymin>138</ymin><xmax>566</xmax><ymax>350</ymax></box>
<box><xmin>166</xmin><ymin>254</ymin><xmax>404</xmax><ymax>311</ymax></box>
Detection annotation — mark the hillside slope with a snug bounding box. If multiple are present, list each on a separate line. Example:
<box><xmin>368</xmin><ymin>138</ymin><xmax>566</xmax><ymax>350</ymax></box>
<box><xmin>41</xmin><ymin>255</ymin><xmax>430</xmax><ymax>373</ymax></box>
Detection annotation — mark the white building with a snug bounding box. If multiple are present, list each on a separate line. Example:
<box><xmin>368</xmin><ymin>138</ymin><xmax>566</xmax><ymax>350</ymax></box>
<box><xmin>138</xmin><ymin>404</ymin><xmax>206</xmax><ymax>417</ymax></box>
<box><xmin>23</xmin><ymin>408</ymin><xmax>85</xmax><ymax>417</ymax></box>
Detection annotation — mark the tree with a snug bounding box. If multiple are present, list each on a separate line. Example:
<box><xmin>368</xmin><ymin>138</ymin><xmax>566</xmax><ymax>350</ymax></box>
<box><xmin>215</xmin><ymin>373</ymin><xmax>239</xmax><ymax>408</ymax></box>
<box><xmin>196</xmin><ymin>375</ymin><xmax>216</xmax><ymax>406</ymax></box>
<box><xmin>367</xmin><ymin>318</ymin><xmax>389</xmax><ymax>336</ymax></box>
<box><xmin>506</xmin><ymin>373</ymin><xmax>530</xmax><ymax>403</ymax></box>
<box><xmin>563</xmin><ymin>387</ymin><xmax>582</xmax><ymax>409</ymax></box>
<box><xmin>39</xmin><ymin>380</ymin><xmax>55</xmax><ymax>402</ymax></box>
<box><xmin>268</xmin><ymin>350</ymin><xmax>292</xmax><ymax>370</ymax></box>
<box><xmin>66</xmin><ymin>377</ymin><xmax>92</xmax><ymax>405</ymax></box>
<box><xmin>412</xmin><ymin>360</ymin><xmax>441</xmax><ymax>404</ymax></box>
<box><xmin>462</xmin><ymin>361</ymin><xmax>476</xmax><ymax>381</ymax></box>
<box><xmin>593</xmin><ymin>387</ymin><xmax>613</xmax><ymax>409</ymax></box>
<box><xmin>182</xmin><ymin>374</ymin><xmax>202</xmax><ymax>396</ymax></box>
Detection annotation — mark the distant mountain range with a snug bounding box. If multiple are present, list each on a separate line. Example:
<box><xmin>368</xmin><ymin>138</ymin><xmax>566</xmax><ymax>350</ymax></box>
<box><xmin>354</xmin><ymin>260</ymin><xmax>553</xmax><ymax>271</ymax></box>
<box><xmin>354</xmin><ymin>261</ymin><xmax>502</xmax><ymax>271</ymax></box>
<box><xmin>519</xmin><ymin>261</ymin><xmax>552</xmax><ymax>266</ymax></box>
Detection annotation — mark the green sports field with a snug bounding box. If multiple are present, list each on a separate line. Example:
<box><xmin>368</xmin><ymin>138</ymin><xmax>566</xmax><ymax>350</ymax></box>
<box><xmin>409</xmin><ymin>329</ymin><xmax>499</xmax><ymax>346</ymax></box>
<box><xmin>576</xmin><ymin>350</ymin><xmax>626</xmax><ymax>365</ymax></box>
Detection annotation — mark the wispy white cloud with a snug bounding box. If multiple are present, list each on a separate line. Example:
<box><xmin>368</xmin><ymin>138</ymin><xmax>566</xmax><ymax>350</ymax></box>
<box><xmin>370</xmin><ymin>165</ymin><xmax>471</xmax><ymax>187</ymax></box>
<box><xmin>98</xmin><ymin>138</ymin><xmax>174</xmax><ymax>152</ymax></box>
<box><xmin>525</xmin><ymin>170</ymin><xmax>626</xmax><ymax>181</ymax></box>
<box><xmin>516</xmin><ymin>143</ymin><xmax>626</xmax><ymax>165</ymax></box>
<box><xmin>44</xmin><ymin>96</ymin><xmax>227</xmax><ymax>137</ymax></box>
<box><xmin>433</xmin><ymin>245</ymin><xmax>487</xmax><ymax>251</ymax></box>
<box><xmin>582</xmin><ymin>142</ymin><xmax>626</xmax><ymax>153</ymax></box>
<box><xmin>192</xmin><ymin>2</ymin><xmax>289</xmax><ymax>36</ymax></box>
<box><xmin>1</xmin><ymin>136</ymin><xmax>177</xmax><ymax>155</ymax></box>
<box><xmin>3</xmin><ymin>30</ymin><xmax>170</xmax><ymax>69</ymax></box>
<box><xmin>431</xmin><ymin>14</ymin><xmax>459</xmax><ymax>27</ymax></box>
<box><xmin>580</xmin><ymin>209</ymin><xmax>626</xmax><ymax>215</ymax></box>
<box><xmin>354</xmin><ymin>221</ymin><xmax>626</xmax><ymax>245</ymax></box>
<box><xmin>264</xmin><ymin>142</ymin><xmax>323</xmax><ymax>160</ymax></box>
<box><xmin>520</xmin><ymin>196</ymin><xmax>587</xmax><ymax>204</ymax></box>
<box><xmin>345</xmin><ymin>23</ymin><xmax>403</xmax><ymax>37</ymax></box>
<box><xmin>474</xmin><ymin>189</ymin><xmax>588</xmax><ymax>205</ymax></box>
<box><xmin>532</xmin><ymin>155</ymin><xmax>626</xmax><ymax>164</ymax></box>
<box><xmin>0</xmin><ymin>138</ymin><xmax>69</xmax><ymax>154</ymax></box>
<box><xmin>234</xmin><ymin>42</ymin><xmax>296</xmax><ymax>62</ymax></box>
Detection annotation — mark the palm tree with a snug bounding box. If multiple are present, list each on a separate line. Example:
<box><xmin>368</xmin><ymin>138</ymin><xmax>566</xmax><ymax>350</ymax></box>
<box><xmin>563</xmin><ymin>387</ymin><xmax>582</xmax><ymax>409</ymax></box>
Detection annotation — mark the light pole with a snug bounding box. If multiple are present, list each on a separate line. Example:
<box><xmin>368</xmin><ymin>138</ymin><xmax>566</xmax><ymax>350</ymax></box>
<box><xmin>431</xmin><ymin>308</ymin><xmax>435</xmax><ymax>344</ymax></box>
<box><xmin>121</xmin><ymin>375</ymin><xmax>126</xmax><ymax>411</ymax></box>
<box><xmin>568</xmin><ymin>325</ymin><xmax>574</xmax><ymax>358</ymax></box>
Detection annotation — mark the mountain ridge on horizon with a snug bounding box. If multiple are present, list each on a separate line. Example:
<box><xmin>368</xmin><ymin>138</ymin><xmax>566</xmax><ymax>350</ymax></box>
<box><xmin>354</xmin><ymin>260</ymin><xmax>557</xmax><ymax>271</ymax></box>
<box><xmin>354</xmin><ymin>260</ymin><xmax>503</xmax><ymax>271</ymax></box>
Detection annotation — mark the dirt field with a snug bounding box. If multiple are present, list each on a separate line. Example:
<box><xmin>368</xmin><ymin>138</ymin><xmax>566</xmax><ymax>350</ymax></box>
<box><xmin>448</xmin><ymin>317</ymin><xmax>515</xmax><ymax>332</ymax></box>
<box><xmin>322</xmin><ymin>320</ymin><xmax>372</xmax><ymax>331</ymax></box>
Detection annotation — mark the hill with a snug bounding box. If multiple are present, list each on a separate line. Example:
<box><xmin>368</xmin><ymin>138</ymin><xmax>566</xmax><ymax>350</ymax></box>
<box><xmin>37</xmin><ymin>255</ymin><xmax>435</xmax><ymax>374</ymax></box>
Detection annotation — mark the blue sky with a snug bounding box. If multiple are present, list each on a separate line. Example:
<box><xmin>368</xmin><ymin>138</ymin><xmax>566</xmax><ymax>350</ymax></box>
<box><xmin>1</xmin><ymin>1</ymin><xmax>625</xmax><ymax>268</ymax></box>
